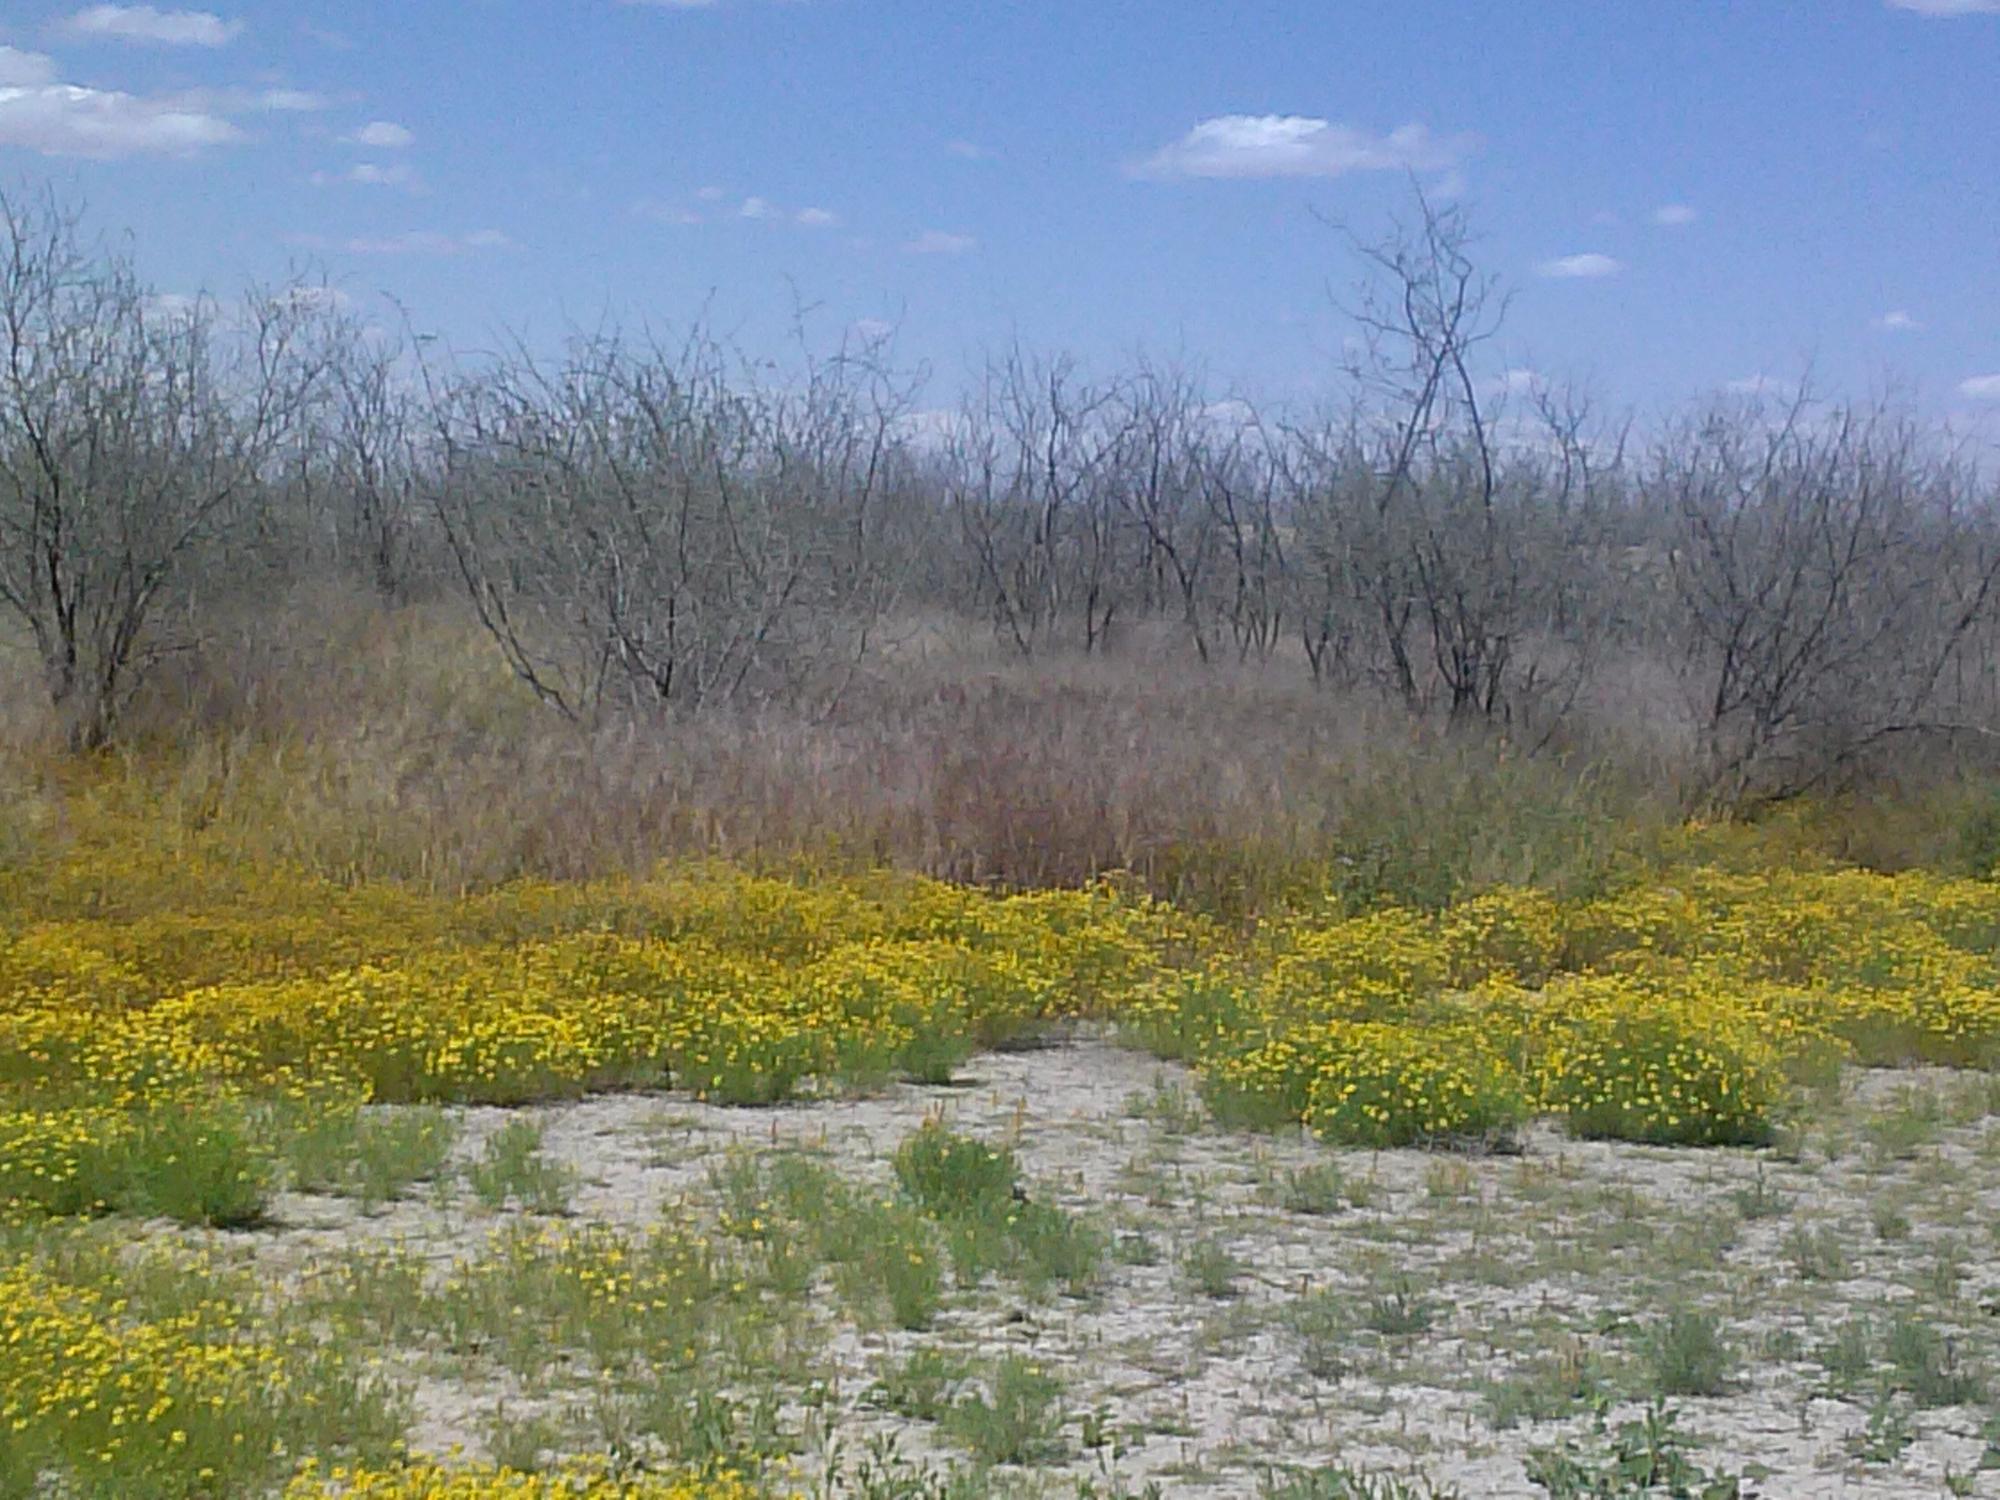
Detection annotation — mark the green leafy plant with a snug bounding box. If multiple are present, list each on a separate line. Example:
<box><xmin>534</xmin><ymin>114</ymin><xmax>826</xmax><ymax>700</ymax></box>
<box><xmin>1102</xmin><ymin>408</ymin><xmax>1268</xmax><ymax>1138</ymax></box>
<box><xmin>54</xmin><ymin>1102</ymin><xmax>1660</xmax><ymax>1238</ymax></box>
<box><xmin>465</xmin><ymin>1117</ymin><xmax>574</xmax><ymax>1214</ymax></box>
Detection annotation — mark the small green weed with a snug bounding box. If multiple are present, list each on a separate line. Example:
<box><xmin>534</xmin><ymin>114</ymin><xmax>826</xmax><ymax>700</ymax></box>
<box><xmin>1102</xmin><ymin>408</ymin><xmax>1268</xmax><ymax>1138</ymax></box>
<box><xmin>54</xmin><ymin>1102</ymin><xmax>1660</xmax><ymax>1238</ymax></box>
<box><xmin>1285</xmin><ymin>1288</ymin><xmax>1347</xmax><ymax>1380</ymax></box>
<box><xmin>1363</xmin><ymin>1277</ymin><xmax>1435</xmax><ymax>1337</ymax></box>
<box><xmin>1526</xmin><ymin>1400</ymin><xmax>1744</xmax><ymax>1498</ymax></box>
<box><xmin>1640</xmin><ymin>1309</ymin><xmax>1734</xmax><ymax>1398</ymax></box>
<box><xmin>867</xmin><ymin>1347</ymin><xmax>966</xmax><ymax>1422</ymax></box>
<box><xmin>465</xmin><ymin>1117</ymin><xmax>574</xmax><ymax>1214</ymax></box>
<box><xmin>1181</xmin><ymin>1236</ymin><xmax>1243</xmax><ymax>1300</ymax></box>
<box><xmin>1273</xmin><ymin>1160</ymin><xmax>1352</xmax><ymax>1217</ymax></box>
<box><xmin>1729</xmin><ymin>1166</ymin><xmax>1790</xmax><ymax>1221</ymax></box>
<box><xmin>945</xmin><ymin>1355</ymin><xmax>1068</xmax><ymax>1466</ymax></box>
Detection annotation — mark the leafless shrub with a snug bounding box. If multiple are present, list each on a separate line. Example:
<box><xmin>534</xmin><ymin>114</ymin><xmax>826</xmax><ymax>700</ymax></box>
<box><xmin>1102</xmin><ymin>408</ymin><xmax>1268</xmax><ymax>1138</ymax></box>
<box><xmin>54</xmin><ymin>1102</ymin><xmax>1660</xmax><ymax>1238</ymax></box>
<box><xmin>0</xmin><ymin>188</ymin><xmax>325</xmax><ymax>747</ymax></box>
<box><xmin>1654</xmin><ymin>393</ymin><xmax>2000</xmax><ymax>807</ymax></box>
<box><xmin>8</xmin><ymin>181</ymin><xmax>2000</xmax><ymax>838</ymax></box>
<box><xmin>426</xmin><ymin>327</ymin><xmax>913</xmax><ymax>723</ymax></box>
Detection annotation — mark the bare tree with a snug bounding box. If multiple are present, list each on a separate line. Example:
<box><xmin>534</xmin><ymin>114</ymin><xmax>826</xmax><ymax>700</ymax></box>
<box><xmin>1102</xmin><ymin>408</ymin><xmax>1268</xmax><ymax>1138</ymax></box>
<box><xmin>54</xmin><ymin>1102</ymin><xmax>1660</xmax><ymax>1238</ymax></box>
<box><xmin>1107</xmin><ymin>361</ymin><xmax>1220</xmax><ymax>658</ymax></box>
<box><xmin>1279</xmin><ymin>189</ymin><xmax>1618</xmax><ymax>732</ymax></box>
<box><xmin>947</xmin><ymin>350</ymin><xmax>1130</xmax><ymax>654</ymax></box>
<box><xmin>431</xmin><ymin>327</ymin><xmax>909</xmax><ymax>722</ymax></box>
<box><xmin>300</xmin><ymin>314</ymin><xmax>426</xmax><ymax>600</ymax></box>
<box><xmin>0</xmin><ymin>189</ymin><xmax>323</xmax><ymax>747</ymax></box>
<box><xmin>1657</xmin><ymin>393</ymin><xmax>2000</xmax><ymax>807</ymax></box>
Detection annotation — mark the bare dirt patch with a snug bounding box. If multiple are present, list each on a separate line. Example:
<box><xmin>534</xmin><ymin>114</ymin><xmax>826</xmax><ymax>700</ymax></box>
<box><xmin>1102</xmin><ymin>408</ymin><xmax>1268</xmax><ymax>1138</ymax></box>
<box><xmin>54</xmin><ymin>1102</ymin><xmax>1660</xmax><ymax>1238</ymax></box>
<box><xmin>188</xmin><ymin>1037</ymin><xmax>2000</xmax><ymax>1497</ymax></box>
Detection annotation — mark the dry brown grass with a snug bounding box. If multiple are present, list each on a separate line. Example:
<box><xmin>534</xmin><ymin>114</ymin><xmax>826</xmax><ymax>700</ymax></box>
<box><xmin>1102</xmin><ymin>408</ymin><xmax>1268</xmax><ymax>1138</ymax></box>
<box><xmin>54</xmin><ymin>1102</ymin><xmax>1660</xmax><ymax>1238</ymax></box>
<box><xmin>6</xmin><ymin>585</ymin><xmax>1994</xmax><ymax>914</ymax></box>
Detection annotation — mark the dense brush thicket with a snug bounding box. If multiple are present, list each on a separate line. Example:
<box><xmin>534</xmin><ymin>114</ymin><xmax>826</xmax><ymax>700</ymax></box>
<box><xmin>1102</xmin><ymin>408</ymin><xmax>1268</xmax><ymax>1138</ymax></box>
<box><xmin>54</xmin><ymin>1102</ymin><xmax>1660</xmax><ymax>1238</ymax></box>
<box><xmin>5</xmin><ymin>188</ymin><xmax>2000</xmax><ymax>901</ymax></box>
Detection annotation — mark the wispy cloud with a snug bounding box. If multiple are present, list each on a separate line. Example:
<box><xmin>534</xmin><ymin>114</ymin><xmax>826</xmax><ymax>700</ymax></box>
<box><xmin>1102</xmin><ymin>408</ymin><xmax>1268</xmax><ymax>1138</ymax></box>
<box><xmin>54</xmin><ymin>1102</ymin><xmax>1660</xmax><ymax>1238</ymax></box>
<box><xmin>57</xmin><ymin>5</ymin><xmax>243</xmax><ymax>46</ymax></box>
<box><xmin>252</xmin><ymin>88</ymin><xmax>324</xmax><ymax>112</ymax></box>
<box><xmin>640</xmin><ymin>191</ymin><xmax>836</xmax><ymax>230</ymax></box>
<box><xmin>275</xmin><ymin>284</ymin><xmax>351</xmax><ymax>313</ymax></box>
<box><xmin>343</xmin><ymin>229</ymin><xmax>510</xmax><ymax>255</ymax></box>
<box><xmin>142</xmin><ymin>290</ymin><xmax>201</xmax><ymax>319</ymax></box>
<box><xmin>1489</xmin><ymin>368</ymin><xmax>1545</xmax><ymax>398</ymax></box>
<box><xmin>905</xmin><ymin>229</ymin><xmax>976</xmax><ymax>255</ymax></box>
<box><xmin>1887</xmin><ymin>0</ymin><xmax>2000</xmax><ymax>14</ymax></box>
<box><xmin>1135</xmin><ymin>114</ymin><xmax>1473</xmax><ymax>180</ymax></box>
<box><xmin>315</xmin><ymin>161</ymin><xmax>424</xmax><ymax>193</ymax></box>
<box><xmin>0</xmin><ymin>46</ymin><xmax>59</xmax><ymax>86</ymax></box>
<box><xmin>946</xmin><ymin>139</ymin><xmax>993</xmax><ymax>160</ymax></box>
<box><xmin>1874</xmin><ymin>310</ymin><xmax>1922</xmax><ymax>332</ymax></box>
<box><xmin>1652</xmin><ymin>203</ymin><xmax>1698</xmax><ymax>226</ymax></box>
<box><xmin>635</xmin><ymin>198</ymin><xmax>704</xmax><ymax>225</ymax></box>
<box><xmin>1960</xmin><ymin>374</ymin><xmax>2000</xmax><ymax>401</ymax></box>
<box><xmin>164</xmin><ymin>83</ymin><xmax>324</xmax><ymax>113</ymax></box>
<box><xmin>343</xmin><ymin>120</ymin><xmax>413</xmax><ymax>148</ymax></box>
<box><xmin>1726</xmin><ymin>374</ymin><xmax>1795</xmax><ymax>399</ymax></box>
<box><xmin>1537</xmin><ymin>252</ymin><xmax>1623</xmax><ymax>279</ymax></box>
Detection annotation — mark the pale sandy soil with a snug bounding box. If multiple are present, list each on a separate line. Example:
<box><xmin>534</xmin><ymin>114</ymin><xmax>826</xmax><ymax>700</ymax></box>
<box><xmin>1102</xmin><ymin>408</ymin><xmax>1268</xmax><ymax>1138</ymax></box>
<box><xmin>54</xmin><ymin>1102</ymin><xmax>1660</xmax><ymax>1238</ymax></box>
<box><xmin>204</xmin><ymin>1035</ymin><xmax>2000</xmax><ymax>1497</ymax></box>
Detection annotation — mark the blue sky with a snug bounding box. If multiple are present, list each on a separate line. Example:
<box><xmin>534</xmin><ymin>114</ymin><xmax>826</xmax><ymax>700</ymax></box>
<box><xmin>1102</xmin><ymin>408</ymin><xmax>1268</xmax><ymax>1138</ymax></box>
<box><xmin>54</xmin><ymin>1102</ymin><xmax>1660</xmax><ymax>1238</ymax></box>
<box><xmin>1</xmin><ymin>1</ymin><xmax>1997</xmax><ymax>421</ymax></box>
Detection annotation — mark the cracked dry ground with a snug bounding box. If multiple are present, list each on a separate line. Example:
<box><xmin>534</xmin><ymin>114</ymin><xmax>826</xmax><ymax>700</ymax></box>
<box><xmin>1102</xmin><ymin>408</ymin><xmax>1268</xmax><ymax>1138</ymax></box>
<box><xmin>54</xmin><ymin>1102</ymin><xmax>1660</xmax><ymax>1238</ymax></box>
<box><xmin>191</xmin><ymin>1035</ymin><xmax>2000</xmax><ymax>1498</ymax></box>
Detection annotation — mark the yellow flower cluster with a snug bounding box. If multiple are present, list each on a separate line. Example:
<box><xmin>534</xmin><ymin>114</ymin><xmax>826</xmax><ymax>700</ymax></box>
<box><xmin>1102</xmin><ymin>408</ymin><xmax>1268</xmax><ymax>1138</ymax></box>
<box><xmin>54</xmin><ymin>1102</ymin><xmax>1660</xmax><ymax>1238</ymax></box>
<box><xmin>1152</xmin><ymin>871</ymin><xmax>2000</xmax><ymax>1146</ymax></box>
<box><xmin>3</xmin><ymin>836</ymin><xmax>2000</xmax><ymax>1178</ymax></box>
<box><xmin>284</xmin><ymin>1460</ymin><xmax>765</xmax><ymax>1499</ymax></box>
<box><xmin>0</xmin><ymin>1246</ymin><xmax>403</xmax><ymax>1495</ymax></box>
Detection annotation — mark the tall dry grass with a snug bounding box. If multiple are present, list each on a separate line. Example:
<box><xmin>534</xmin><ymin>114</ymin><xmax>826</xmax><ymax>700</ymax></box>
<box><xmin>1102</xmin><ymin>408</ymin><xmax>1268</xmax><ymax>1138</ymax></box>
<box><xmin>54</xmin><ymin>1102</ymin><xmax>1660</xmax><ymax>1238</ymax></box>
<box><xmin>5</xmin><ymin>586</ymin><xmax>1995</xmax><ymax>916</ymax></box>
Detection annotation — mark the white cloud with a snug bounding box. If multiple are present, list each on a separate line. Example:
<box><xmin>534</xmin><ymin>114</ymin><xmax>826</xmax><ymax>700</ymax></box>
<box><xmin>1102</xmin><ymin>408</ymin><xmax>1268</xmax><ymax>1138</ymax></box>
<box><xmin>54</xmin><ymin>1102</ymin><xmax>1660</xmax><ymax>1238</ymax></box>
<box><xmin>1888</xmin><ymin>0</ymin><xmax>2000</xmax><ymax>14</ymax></box>
<box><xmin>1201</xmin><ymin>398</ymin><xmax>1262</xmax><ymax>431</ymax></box>
<box><xmin>635</xmin><ymin>199</ymin><xmax>703</xmax><ymax>225</ymax></box>
<box><xmin>1874</xmin><ymin>310</ymin><xmax>1922</xmax><ymax>332</ymax></box>
<box><xmin>1537</xmin><ymin>253</ymin><xmax>1622</xmax><ymax>279</ymax></box>
<box><xmin>1135</xmin><ymin>114</ymin><xmax>1473</xmax><ymax>180</ymax></box>
<box><xmin>795</xmin><ymin>206</ymin><xmax>837</xmax><ymax>227</ymax></box>
<box><xmin>274</xmin><ymin>284</ymin><xmax>350</xmax><ymax>313</ymax></box>
<box><xmin>252</xmin><ymin>88</ymin><xmax>323</xmax><ymax>111</ymax></box>
<box><xmin>1489</xmin><ymin>368</ymin><xmax>1545</xmax><ymax>398</ymax></box>
<box><xmin>905</xmin><ymin>229</ymin><xmax>976</xmax><ymax>255</ymax></box>
<box><xmin>1428</xmin><ymin>168</ymin><xmax>1468</xmax><ymax>200</ymax></box>
<box><xmin>1652</xmin><ymin>203</ymin><xmax>1698</xmax><ymax>226</ymax></box>
<box><xmin>739</xmin><ymin>195</ymin><xmax>776</xmax><ymax>220</ymax></box>
<box><xmin>345</xmin><ymin>162</ymin><xmax>424</xmax><ymax>192</ymax></box>
<box><xmin>154</xmin><ymin>84</ymin><xmax>322</xmax><ymax>113</ymax></box>
<box><xmin>343</xmin><ymin>120</ymin><xmax>413</xmax><ymax>148</ymax></box>
<box><xmin>1959</xmin><ymin>374</ymin><xmax>2000</xmax><ymax>401</ymax></box>
<box><xmin>344</xmin><ymin>229</ymin><xmax>508</xmax><ymax>255</ymax></box>
<box><xmin>1726</xmin><ymin>374</ymin><xmax>1794</xmax><ymax>398</ymax></box>
<box><xmin>59</xmin><ymin>5</ymin><xmax>243</xmax><ymax>46</ymax></box>
<box><xmin>143</xmin><ymin>291</ymin><xmax>200</xmax><ymax>319</ymax></box>
<box><xmin>0</xmin><ymin>46</ymin><xmax>58</xmax><ymax>86</ymax></box>
<box><xmin>0</xmin><ymin>82</ymin><xmax>240</xmax><ymax>156</ymax></box>
<box><xmin>895</xmin><ymin>408</ymin><xmax>966</xmax><ymax>448</ymax></box>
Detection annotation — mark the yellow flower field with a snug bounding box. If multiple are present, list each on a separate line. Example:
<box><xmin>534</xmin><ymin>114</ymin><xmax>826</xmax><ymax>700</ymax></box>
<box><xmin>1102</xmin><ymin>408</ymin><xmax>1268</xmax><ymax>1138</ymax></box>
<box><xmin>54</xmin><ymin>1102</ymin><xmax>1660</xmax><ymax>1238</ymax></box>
<box><xmin>4</xmin><ymin>810</ymin><xmax>2000</xmax><ymax>1495</ymax></box>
